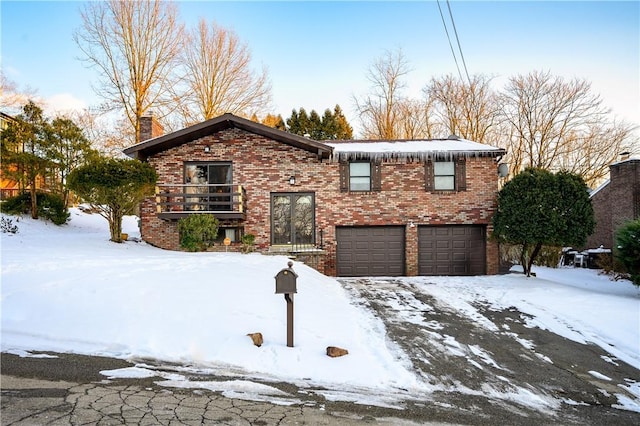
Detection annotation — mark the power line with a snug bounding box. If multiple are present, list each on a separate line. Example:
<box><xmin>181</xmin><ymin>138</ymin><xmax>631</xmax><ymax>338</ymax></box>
<box><xmin>436</xmin><ymin>0</ymin><xmax>464</xmax><ymax>82</ymax></box>
<box><xmin>446</xmin><ymin>0</ymin><xmax>471</xmax><ymax>85</ymax></box>
<box><xmin>436</xmin><ymin>0</ymin><xmax>471</xmax><ymax>85</ymax></box>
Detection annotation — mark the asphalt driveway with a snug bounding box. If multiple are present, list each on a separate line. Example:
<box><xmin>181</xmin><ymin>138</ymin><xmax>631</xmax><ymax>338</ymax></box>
<box><xmin>339</xmin><ymin>277</ymin><xmax>640</xmax><ymax>425</ymax></box>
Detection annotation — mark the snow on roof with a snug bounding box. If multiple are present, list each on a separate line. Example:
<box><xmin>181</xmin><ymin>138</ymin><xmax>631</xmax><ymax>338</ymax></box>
<box><xmin>589</xmin><ymin>179</ymin><xmax>610</xmax><ymax>198</ymax></box>
<box><xmin>327</xmin><ymin>138</ymin><xmax>505</xmax><ymax>161</ymax></box>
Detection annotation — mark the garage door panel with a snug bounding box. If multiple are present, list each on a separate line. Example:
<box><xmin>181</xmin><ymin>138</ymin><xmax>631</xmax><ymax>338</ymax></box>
<box><xmin>452</xmin><ymin>227</ymin><xmax>467</xmax><ymax>236</ymax></box>
<box><xmin>453</xmin><ymin>252</ymin><xmax>467</xmax><ymax>261</ymax></box>
<box><xmin>452</xmin><ymin>240</ymin><xmax>467</xmax><ymax>249</ymax></box>
<box><xmin>436</xmin><ymin>240</ymin><xmax>450</xmax><ymax>249</ymax></box>
<box><xmin>337</xmin><ymin>226</ymin><xmax>405</xmax><ymax>276</ymax></box>
<box><xmin>419</xmin><ymin>225</ymin><xmax>486</xmax><ymax>276</ymax></box>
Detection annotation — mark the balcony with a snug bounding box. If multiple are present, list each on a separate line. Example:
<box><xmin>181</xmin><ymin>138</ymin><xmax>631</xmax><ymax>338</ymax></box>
<box><xmin>154</xmin><ymin>184</ymin><xmax>246</xmax><ymax>220</ymax></box>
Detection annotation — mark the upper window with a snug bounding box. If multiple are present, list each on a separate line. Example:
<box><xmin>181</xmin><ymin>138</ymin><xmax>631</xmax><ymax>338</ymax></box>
<box><xmin>349</xmin><ymin>162</ymin><xmax>371</xmax><ymax>191</ymax></box>
<box><xmin>339</xmin><ymin>161</ymin><xmax>382</xmax><ymax>192</ymax></box>
<box><xmin>434</xmin><ymin>161</ymin><xmax>455</xmax><ymax>191</ymax></box>
<box><xmin>425</xmin><ymin>158</ymin><xmax>466</xmax><ymax>192</ymax></box>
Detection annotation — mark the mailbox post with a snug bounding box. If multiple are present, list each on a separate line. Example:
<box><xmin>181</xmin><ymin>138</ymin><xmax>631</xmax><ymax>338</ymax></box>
<box><xmin>275</xmin><ymin>261</ymin><xmax>297</xmax><ymax>347</ymax></box>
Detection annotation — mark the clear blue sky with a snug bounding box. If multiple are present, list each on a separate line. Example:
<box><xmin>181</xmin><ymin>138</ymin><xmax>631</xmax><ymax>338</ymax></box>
<box><xmin>1</xmin><ymin>0</ymin><xmax>638</xmax><ymax>133</ymax></box>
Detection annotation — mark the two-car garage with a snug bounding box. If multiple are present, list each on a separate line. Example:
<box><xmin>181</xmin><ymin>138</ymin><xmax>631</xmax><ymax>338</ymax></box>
<box><xmin>336</xmin><ymin>225</ymin><xmax>486</xmax><ymax>277</ymax></box>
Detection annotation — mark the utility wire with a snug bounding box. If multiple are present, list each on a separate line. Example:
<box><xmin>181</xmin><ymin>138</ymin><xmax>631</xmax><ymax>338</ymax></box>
<box><xmin>446</xmin><ymin>0</ymin><xmax>471</xmax><ymax>85</ymax></box>
<box><xmin>436</xmin><ymin>0</ymin><xmax>464</xmax><ymax>82</ymax></box>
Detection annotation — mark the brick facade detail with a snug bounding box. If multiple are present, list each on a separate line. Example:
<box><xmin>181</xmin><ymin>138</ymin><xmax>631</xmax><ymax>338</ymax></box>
<box><xmin>138</xmin><ymin>127</ymin><xmax>501</xmax><ymax>276</ymax></box>
<box><xmin>586</xmin><ymin>159</ymin><xmax>640</xmax><ymax>249</ymax></box>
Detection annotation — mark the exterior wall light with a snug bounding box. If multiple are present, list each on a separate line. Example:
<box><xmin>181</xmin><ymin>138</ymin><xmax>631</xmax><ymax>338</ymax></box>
<box><xmin>204</xmin><ymin>146</ymin><xmax>211</xmax><ymax>153</ymax></box>
<box><xmin>288</xmin><ymin>175</ymin><xmax>296</xmax><ymax>185</ymax></box>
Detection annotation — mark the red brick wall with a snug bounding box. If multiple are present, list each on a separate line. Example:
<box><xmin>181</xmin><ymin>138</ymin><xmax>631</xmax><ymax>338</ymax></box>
<box><xmin>139</xmin><ymin>116</ymin><xmax>164</xmax><ymax>142</ymax></box>
<box><xmin>586</xmin><ymin>184</ymin><xmax>612</xmax><ymax>249</ymax></box>
<box><xmin>586</xmin><ymin>160</ymin><xmax>640</xmax><ymax>249</ymax></box>
<box><xmin>140</xmin><ymin>128</ymin><xmax>501</xmax><ymax>275</ymax></box>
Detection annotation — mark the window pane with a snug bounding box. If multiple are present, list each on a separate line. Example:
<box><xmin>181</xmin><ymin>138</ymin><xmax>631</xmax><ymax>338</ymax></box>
<box><xmin>272</xmin><ymin>196</ymin><xmax>291</xmax><ymax>244</ymax></box>
<box><xmin>434</xmin><ymin>176</ymin><xmax>455</xmax><ymax>190</ymax></box>
<box><xmin>350</xmin><ymin>162</ymin><xmax>371</xmax><ymax>191</ymax></box>
<box><xmin>434</xmin><ymin>161</ymin><xmax>454</xmax><ymax>175</ymax></box>
<box><xmin>350</xmin><ymin>162</ymin><xmax>371</xmax><ymax>177</ymax></box>
<box><xmin>350</xmin><ymin>177</ymin><xmax>371</xmax><ymax>191</ymax></box>
<box><xmin>294</xmin><ymin>195</ymin><xmax>313</xmax><ymax>244</ymax></box>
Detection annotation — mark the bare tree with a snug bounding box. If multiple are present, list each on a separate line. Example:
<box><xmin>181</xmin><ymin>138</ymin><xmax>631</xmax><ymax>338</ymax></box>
<box><xmin>179</xmin><ymin>19</ymin><xmax>272</xmax><ymax>123</ymax></box>
<box><xmin>553</xmin><ymin>121</ymin><xmax>636</xmax><ymax>188</ymax></box>
<box><xmin>397</xmin><ymin>98</ymin><xmax>440</xmax><ymax>139</ymax></box>
<box><xmin>0</xmin><ymin>71</ymin><xmax>38</xmax><ymax>115</ymax></box>
<box><xmin>354</xmin><ymin>49</ymin><xmax>410</xmax><ymax>139</ymax></box>
<box><xmin>74</xmin><ymin>0</ymin><xmax>183</xmax><ymax>144</ymax></box>
<box><xmin>425</xmin><ymin>74</ymin><xmax>501</xmax><ymax>144</ymax></box>
<box><xmin>71</xmin><ymin>109</ymin><xmax>135</xmax><ymax>158</ymax></box>
<box><xmin>499</xmin><ymin>70</ymin><xmax>619</xmax><ymax>178</ymax></box>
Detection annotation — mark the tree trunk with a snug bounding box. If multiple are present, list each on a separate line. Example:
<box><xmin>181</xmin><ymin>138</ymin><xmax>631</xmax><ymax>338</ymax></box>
<box><xmin>520</xmin><ymin>243</ymin><xmax>529</xmax><ymax>276</ymax></box>
<box><xmin>29</xmin><ymin>183</ymin><xmax>38</xmax><ymax>220</ymax></box>
<box><xmin>527</xmin><ymin>243</ymin><xmax>543</xmax><ymax>277</ymax></box>
<box><xmin>108</xmin><ymin>209</ymin><xmax>123</xmax><ymax>243</ymax></box>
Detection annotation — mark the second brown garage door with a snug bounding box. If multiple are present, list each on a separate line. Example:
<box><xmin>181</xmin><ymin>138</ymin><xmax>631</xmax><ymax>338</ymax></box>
<box><xmin>418</xmin><ymin>225</ymin><xmax>486</xmax><ymax>275</ymax></box>
<box><xmin>336</xmin><ymin>226</ymin><xmax>405</xmax><ymax>276</ymax></box>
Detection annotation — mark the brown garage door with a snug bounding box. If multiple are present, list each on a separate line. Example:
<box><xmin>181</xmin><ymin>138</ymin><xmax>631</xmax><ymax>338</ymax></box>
<box><xmin>336</xmin><ymin>226</ymin><xmax>405</xmax><ymax>276</ymax></box>
<box><xmin>418</xmin><ymin>225</ymin><xmax>486</xmax><ymax>276</ymax></box>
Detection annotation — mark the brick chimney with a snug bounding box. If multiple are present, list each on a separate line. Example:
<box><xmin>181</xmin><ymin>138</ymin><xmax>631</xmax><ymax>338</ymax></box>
<box><xmin>139</xmin><ymin>112</ymin><xmax>164</xmax><ymax>142</ymax></box>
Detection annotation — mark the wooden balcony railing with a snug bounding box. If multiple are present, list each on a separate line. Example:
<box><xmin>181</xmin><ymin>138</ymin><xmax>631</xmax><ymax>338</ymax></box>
<box><xmin>154</xmin><ymin>184</ymin><xmax>246</xmax><ymax>220</ymax></box>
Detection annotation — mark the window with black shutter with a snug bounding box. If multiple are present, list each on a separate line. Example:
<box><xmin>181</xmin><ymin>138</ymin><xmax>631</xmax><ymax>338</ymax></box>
<box><xmin>425</xmin><ymin>157</ymin><xmax>466</xmax><ymax>192</ymax></box>
<box><xmin>339</xmin><ymin>161</ymin><xmax>382</xmax><ymax>192</ymax></box>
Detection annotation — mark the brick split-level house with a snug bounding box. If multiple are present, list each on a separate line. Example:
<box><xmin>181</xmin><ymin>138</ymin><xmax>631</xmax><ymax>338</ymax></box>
<box><xmin>124</xmin><ymin>113</ymin><xmax>506</xmax><ymax>277</ymax></box>
<box><xmin>585</xmin><ymin>158</ymin><xmax>640</xmax><ymax>250</ymax></box>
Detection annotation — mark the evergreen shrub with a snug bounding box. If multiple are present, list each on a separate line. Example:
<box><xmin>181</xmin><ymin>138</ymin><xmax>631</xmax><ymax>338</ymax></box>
<box><xmin>0</xmin><ymin>192</ymin><xmax>69</xmax><ymax>225</ymax></box>
<box><xmin>615</xmin><ymin>219</ymin><xmax>640</xmax><ymax>286</ymax></box>
<box><xmin>178</xmin><ymin>214</ymin><xmax>219</xmax><ymax>252</ymax></box>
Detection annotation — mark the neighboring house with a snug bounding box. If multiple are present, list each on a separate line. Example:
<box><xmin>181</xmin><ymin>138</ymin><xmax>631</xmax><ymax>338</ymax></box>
<box><xmin>124</xmin><ymin>113</ymin><xmax>506</xmax><ymax>277</ymax></box>
<box><xmin>585</xmin><ymin>158</ymin><xmax>640</xmax><ymax>250</ymax></box>
<box><xmin>0</xmin><ymin>111</ymin><xmax>21</xmax><ymax>199</ymax></box>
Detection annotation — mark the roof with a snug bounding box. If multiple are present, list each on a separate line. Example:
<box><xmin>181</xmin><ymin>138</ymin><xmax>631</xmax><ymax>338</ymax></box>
<box><xmin>123</xmin><ymin>113</ymin><xmax>507</xmax><ymax>162</ymax></box>
<box><xmin>123</xmin><ymin>113</ymin><xmax>334</xmax><ymax>160</ymax></box>
<box><xmin>0</xmin><ymin>111</ymin><xmax>16</xmax><ymax>124</ymax></box>
<box><xmin>589</xmin><ymin>179</ymin><xmax>610</xmax><ymax>198</ymax></box>
<box><xmin>327</xmin><ymin>138</ymin><xmax>506</xmax><ymax>161</ymax></box>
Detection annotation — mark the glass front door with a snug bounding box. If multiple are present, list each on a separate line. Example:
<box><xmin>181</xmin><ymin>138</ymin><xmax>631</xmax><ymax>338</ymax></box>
<box><xmin>271</xmin><ymin>193</ymin><xmax>315</xmax><ymax>245</ymax></box>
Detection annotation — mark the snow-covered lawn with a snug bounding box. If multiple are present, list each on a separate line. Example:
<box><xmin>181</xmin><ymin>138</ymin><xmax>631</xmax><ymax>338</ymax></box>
<box><xmin>2</xmin><ymin>208</ymin><xmax>639</xmax><ymax>412</ymax></box>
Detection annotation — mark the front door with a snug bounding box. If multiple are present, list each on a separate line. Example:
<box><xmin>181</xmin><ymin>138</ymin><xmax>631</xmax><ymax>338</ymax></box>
<box><xmin>271</xmin><ymin>193</ymin><xmax>315</xmax><ymax>246</ymax></box>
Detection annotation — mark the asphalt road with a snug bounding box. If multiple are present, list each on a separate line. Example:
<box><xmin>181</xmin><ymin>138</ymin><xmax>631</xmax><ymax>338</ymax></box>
<box><xmin>2</xmin><ymin>278</ymin><xmax>639</xmax><ymax>425</ymax></box>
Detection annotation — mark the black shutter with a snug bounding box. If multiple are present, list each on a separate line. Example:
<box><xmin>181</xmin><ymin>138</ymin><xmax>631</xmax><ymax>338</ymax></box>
<box><xmin>371</xmin><ymin>161</ymin><xmax>382</xmax><ymax>191</ymax></box>
<box><xmin>456</xmin><ymin>157</ymin><xmax>467</xmax><ymax>191</ymax></box>
<box><xmin>425</xmin><ymin>159</ymin><xmax>434</xmax><ymax>191</ymax></box>
<box><xmin>339</xmin><ymin>162</ymin><xmax>349</xmax><ymax>192</ymax></box>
